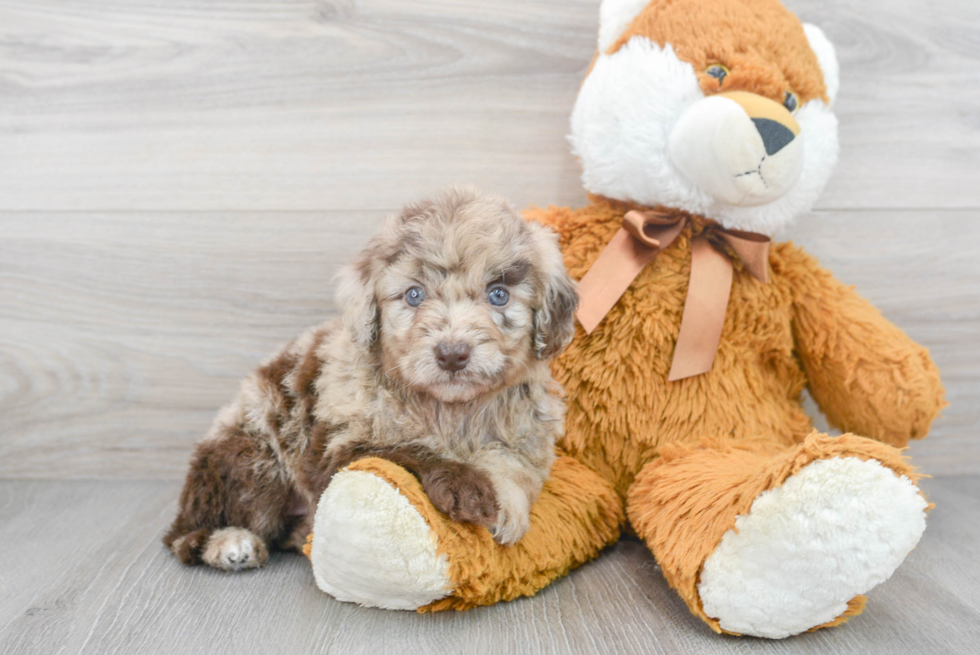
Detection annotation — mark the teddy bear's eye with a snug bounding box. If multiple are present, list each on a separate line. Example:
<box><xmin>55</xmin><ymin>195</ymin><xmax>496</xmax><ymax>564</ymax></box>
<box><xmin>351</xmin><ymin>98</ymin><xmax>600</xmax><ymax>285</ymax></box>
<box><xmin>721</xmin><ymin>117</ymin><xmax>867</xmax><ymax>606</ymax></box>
<box><xmin>405</xmin><ymin>286</ymin><xmax>426</xmax><ymax>307</ymax></box>
<box><xmin>705</xmin><ymin>64</ymin><xmax>729</xmax><ymax>84</ymax></box>
<box><xmin>783</xmin><ymin>91</ymin><xmax>799</xmax><ymax>113</ymax></box>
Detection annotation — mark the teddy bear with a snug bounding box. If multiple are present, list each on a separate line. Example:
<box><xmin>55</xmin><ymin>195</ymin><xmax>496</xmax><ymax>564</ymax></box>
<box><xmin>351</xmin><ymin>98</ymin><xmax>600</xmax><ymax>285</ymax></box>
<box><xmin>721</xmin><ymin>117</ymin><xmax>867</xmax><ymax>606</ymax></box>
<box><xmin>304</xmin><ymin>0</ymin><xmax>946</xmax><ymax>639</ymax></box>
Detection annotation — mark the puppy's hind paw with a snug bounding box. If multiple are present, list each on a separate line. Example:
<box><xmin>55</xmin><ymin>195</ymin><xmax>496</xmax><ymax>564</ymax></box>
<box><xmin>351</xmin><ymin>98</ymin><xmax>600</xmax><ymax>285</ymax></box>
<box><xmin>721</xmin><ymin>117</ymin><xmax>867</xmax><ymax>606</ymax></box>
<box><xmin>202</xmin><ymin>528</ymin><xmax>269</xmax><ymax>572</ymax></box>
<box><xmin>422</xmin><ymin>462</ymin><xmax>499</xmax><ymax>528</ymax></box>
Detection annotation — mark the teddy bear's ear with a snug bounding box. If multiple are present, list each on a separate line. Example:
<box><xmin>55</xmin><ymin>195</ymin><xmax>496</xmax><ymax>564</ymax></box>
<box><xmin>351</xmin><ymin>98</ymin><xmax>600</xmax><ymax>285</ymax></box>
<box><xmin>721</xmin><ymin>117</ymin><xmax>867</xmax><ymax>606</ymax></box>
<box><xmin>334</xmin><ymin>255</ymin><xmax>379</xmax><ymax>349</ymax></box>
<box><xmin>803</xmin><ymin>23</ymin><xmax>840</xmax><ymax>106</ymax></box>
<box><xmin>598</xmin><ymin>0</ymin><xmax>650</xmax><ymax>53</ymax></box>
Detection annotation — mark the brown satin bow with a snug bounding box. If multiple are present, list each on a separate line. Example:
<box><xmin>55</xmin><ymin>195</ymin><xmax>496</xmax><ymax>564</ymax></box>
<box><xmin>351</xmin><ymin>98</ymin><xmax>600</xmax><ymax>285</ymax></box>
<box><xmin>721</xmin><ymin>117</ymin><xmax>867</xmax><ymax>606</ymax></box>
<box><xmin>575</xmin><ymin>209</ymin><xmax>771</xmax><ymax>381</ymax></box>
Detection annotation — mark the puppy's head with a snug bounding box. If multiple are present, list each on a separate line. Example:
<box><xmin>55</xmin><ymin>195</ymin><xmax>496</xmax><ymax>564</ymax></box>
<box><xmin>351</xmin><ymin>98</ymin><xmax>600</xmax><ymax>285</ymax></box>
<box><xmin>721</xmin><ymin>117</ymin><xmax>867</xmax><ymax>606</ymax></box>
<box><xmin>335</xmin><ymin>187</ymin><xmax>577</xmax><ymax>403</ymax></box>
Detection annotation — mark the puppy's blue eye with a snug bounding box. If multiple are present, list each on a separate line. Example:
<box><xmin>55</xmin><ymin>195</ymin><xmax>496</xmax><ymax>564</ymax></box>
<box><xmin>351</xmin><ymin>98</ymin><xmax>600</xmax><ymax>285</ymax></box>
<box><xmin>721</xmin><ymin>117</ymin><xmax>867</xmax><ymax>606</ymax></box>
<box><xmin>405</xmin><ymin>286</ymin><xmax>425</xmax><ymax>307</ymax></box>
<box><xmin>487</xmin><ymin>287</ymin><xmax>509</xmax><ymax>306</ymax></box>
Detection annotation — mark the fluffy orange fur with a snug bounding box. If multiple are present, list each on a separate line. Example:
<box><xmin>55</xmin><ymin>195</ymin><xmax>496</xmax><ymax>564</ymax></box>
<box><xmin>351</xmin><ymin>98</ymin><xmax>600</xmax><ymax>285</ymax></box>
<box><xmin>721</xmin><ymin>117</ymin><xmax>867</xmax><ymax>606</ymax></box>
<box><xmin>626</xmin><ymin>431</ymin><xmax>923</xmax><ymax>632</ymax></box>
<box><xmin>531</xmin><ymin>196</ymin><xmax>944</xmax><ymax>503</ymax></box>
<box><xmin>609</xmin><ymin>0</ymin><xmax>827</xmax><ymax>104</ymax></box>
<box><xmin>306</xmin><ymin>0</ymin><xmax>945</xmax><ymax>633</ymax></box>
<box><xmin>306</xmin><ymin>194</ymin><xmax>943</xmax><ymax>628</ymax></box>
<box><xmin>305</xmin><ymin>454</ymin><xmax>624</xmax><ymax>611</ymax></box>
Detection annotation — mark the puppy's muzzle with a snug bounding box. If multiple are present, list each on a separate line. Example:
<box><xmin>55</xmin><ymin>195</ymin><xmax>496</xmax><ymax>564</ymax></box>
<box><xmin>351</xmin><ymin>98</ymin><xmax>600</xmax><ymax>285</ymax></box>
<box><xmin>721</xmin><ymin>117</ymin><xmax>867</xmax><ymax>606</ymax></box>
<box><xmin>435</xmin><ymin>342</ymin><xmax>471</xmax><ymax>372</ymax></box>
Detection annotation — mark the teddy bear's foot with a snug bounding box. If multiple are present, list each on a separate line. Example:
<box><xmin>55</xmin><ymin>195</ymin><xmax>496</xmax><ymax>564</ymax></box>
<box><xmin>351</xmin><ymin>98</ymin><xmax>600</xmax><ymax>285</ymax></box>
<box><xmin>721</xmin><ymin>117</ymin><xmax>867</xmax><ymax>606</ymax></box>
<box><xmin>627</xmin><ymin>431</ymin><xmax>929</xmax><ymax>638</ymax></box>
<box><xmin>309</xmin><ymin>466</ymin><xmax>452</xmax><ymax>610</ymax></box>
<box><xmin>697</xmin><ymin>455</ymin><xmax>927</xmax><ymax>638</ymax></box>
<box><xmin>307</xmin><ymin>455</ymin><xmax>623</xmax><ymax>611</ymax></box>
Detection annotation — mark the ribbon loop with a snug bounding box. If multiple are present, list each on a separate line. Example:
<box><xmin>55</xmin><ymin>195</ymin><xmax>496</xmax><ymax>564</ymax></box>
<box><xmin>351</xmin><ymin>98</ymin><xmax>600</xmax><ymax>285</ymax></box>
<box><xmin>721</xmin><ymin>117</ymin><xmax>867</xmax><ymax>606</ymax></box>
<box><xmin>576</xmin><ymin>210</ymin><xmax>687</xmax><ymax>334</ymax></box>
<box><xmin>622</xmin><ymin>209</ymin><xmax>686</xmax><ymax>249</ymax></box>
<box><xmin>574</xmin><ymin>209</ymin><xmax>772</xmax><ymax>381</ymax></box>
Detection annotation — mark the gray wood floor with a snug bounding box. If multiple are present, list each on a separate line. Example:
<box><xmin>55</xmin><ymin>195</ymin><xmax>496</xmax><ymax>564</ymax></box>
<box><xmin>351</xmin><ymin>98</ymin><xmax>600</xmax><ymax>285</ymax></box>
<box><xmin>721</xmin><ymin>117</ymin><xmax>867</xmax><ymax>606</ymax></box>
<box><xmin>1</xmin><ymin>0</ymin><xmax>979</xmax><ymax>653</ymax></box>
<box><xmin>1</xmin><ymin>476</ymin><xmax>977</xmax><ymax>655</ymax></box>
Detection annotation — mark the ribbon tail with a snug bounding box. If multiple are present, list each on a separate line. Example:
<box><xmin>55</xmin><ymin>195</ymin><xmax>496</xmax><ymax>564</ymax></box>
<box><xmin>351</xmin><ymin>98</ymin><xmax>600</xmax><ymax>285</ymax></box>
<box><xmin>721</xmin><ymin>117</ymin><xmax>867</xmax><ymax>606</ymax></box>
<box><xmin>720</xmin><ymin>231</ymin><xmax>771</xmax><ymax>283</ymax></box>
<box><xmin>668</xmin><ymin>237</ymin><xmax>734</xmax><ymax>381</ymax></box>
<box><xmin>575</xmin><ymin>227</ymin><xmax>660</xmax><ymax>334</ymax></box>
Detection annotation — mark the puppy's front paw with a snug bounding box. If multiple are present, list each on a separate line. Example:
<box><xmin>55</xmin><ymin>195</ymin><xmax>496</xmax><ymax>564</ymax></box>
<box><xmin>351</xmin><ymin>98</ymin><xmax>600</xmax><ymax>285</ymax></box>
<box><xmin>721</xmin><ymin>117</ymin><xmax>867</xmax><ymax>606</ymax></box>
<box><xmin>422</xmin><ymin>462</ymin><xmax>499</xmax><ymax>528</ymax></box>
<box><xmin>491</xmin><ymin>505</ymin><xmax>530</xmax><ymax>546</ymax></box>
<box><xmin>201</xmin><ymin>527</ymin><xmax>269</xmax><ymax>572</ymax></box>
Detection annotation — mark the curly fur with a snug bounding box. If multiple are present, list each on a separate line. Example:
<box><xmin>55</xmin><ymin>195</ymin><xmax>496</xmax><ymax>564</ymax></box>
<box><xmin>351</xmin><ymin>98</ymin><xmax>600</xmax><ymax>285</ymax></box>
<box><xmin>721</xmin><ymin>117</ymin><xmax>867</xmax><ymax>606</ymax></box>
<box><xmin>163</xmin><ymin>187</ymin><xmax>579</xmax><ymax>566</ymax></box>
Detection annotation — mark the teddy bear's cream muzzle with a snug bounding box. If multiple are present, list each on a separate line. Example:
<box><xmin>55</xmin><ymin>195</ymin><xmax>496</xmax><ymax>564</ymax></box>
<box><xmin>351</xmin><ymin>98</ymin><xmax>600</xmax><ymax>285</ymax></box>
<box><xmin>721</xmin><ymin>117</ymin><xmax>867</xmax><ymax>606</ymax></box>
<box><xmin>668</xmin><ymin>91</ymin><xmax>804</xmax><ymax>207</ymax></box>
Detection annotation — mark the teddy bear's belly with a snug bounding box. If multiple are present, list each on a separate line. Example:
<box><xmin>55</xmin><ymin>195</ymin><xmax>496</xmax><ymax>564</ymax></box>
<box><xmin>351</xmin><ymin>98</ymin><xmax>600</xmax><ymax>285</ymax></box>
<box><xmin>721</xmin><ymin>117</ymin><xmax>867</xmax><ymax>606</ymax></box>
<box><xmin>553</xmin><ymin>270</ymin><xmax>813</xmax><ymax>498</ymax></box>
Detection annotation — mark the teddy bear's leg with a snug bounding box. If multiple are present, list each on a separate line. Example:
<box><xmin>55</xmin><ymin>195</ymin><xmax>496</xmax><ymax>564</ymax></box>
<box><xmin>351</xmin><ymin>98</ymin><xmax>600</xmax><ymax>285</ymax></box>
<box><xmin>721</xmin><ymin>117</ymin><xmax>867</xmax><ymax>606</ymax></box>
<box><xmin>306</xmin><ymin>454</ymin><xmax>623</xmax><ymax>611</ymax></box>
<box><xmin>626</xmin><ymin>431</ymin><xmax>928</xmax><ymax>639</ymax></box>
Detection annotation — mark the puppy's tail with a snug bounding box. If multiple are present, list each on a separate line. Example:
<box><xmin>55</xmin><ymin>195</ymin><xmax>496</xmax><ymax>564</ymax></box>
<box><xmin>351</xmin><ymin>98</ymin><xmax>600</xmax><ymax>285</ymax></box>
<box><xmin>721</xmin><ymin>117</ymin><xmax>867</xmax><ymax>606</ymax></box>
<box><xmin>163</xmin><ymin>524</ymin><xmax>214</xmax><ymax>566</ymax></box>
<box><xmin>163</xmin><ymin>442</ymin><xmax>227</xmax><ymax>566</ymax></box>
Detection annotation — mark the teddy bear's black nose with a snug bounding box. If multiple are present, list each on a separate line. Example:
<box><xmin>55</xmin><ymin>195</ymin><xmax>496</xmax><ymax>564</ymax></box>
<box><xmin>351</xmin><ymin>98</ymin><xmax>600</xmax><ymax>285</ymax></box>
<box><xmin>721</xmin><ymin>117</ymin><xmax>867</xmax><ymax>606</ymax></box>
<box><xmin>435</xmin><ymin>342</ymin><xmax>471</xmax><ymax>372</ymax></box>
<box><xmin>752</xmin><ymin>118</ymin><xmax>796</xmax><ymax>156</ymax></box>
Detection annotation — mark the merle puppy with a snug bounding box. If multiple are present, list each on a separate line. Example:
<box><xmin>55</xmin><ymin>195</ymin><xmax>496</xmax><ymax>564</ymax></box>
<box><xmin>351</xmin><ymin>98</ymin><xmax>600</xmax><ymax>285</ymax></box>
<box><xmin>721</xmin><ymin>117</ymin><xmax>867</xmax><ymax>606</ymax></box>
<box><xmin>164</xmin><ymin>187</ymin><xmax>578</xmax><ymax>571</ymax></box>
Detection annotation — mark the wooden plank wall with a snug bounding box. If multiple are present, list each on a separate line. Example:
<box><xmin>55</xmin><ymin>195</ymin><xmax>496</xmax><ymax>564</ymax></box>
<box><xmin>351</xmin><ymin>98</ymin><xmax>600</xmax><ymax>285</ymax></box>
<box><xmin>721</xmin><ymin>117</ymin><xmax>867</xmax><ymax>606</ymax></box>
<box><xmin>1</xmin><ymin>0</ymin><xmax>978</xmax><ymax>479</ymax></box>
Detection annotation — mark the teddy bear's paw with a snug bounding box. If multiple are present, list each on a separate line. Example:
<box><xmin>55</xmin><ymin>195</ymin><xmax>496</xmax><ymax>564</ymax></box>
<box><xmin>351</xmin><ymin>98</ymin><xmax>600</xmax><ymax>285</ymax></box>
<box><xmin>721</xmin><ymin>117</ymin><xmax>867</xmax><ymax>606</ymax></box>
<box><xmin>697</xmin><ymin>456</ymin><xmax>927</xmax><ymax>639</ymax></box>
<box><xmin>309</xmin><ymin>469</ymin><xmax>452</xmax><ymax>610</ymax></box>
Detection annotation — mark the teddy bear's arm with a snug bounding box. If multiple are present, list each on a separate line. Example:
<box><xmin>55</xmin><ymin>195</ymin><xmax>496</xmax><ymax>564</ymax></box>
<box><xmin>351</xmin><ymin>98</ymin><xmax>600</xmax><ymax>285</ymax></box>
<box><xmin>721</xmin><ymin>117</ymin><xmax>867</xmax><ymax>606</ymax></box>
<box><xmin>780</xmin><ymin>243</ymin><xmax>946</xmax><ymax>447</ymax></box>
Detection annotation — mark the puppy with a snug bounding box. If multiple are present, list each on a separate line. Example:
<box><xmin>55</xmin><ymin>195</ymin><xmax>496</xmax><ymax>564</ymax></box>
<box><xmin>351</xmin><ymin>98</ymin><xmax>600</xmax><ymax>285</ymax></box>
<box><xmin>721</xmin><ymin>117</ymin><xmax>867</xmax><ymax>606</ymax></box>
<box><xmin>164</xmin><ymin>187</ymin><xmax>578</xmax><ymax>571</ymax></box>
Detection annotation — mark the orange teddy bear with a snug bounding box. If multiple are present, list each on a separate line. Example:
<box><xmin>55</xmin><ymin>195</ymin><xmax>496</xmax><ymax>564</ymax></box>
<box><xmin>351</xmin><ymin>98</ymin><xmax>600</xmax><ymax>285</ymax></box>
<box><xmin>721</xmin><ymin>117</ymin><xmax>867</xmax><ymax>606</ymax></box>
<box><xmin>307</xmin><ymin>0</ymin><xmax>945</xmax><ymax>638</ymax></box>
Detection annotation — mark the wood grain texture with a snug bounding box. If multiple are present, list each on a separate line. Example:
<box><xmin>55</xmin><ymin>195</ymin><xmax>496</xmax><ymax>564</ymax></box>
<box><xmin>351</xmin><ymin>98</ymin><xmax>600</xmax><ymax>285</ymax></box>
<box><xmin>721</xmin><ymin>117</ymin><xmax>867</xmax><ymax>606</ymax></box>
<box><xmin>1</xmin><ymin>0</ymin><xmax>979</xmax><ymax>212</ymax></box>
<box><xmin>784</xmin><ymin>210</ymin><xmax>980</xmax><ymax>476</ymax></box>
<box><xmin>0</xmin><ymin>213</ymin><xmax>379</xmax><ymax>478</ymax></box>
<box><xmin>1</xmin><ymin>1</ymin><xmax>977</xmax><ymax>651</ymax></box>
<box><xmin>1</xmin><ymin>476</ymin><xmax>977</xmax><ymax>654</ymax></box>
<box><xmin>2</xmin><ymin>210</ymin><xmax>976</xmax><ymax>478</ymax></box>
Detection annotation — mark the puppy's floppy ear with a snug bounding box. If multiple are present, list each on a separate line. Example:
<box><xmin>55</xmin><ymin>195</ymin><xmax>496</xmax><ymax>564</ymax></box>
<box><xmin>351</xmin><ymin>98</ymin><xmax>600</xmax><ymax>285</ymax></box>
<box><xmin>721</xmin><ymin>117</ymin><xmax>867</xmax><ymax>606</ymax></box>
<box><xmin>529</xmin><ymin>223</ymin><xmax>578</xmax><ymax>360</ymax></box>
<box><xmin>334</xmin><ymin>254</ymin><xmax>378</xmax><ymax>349</ymax></box>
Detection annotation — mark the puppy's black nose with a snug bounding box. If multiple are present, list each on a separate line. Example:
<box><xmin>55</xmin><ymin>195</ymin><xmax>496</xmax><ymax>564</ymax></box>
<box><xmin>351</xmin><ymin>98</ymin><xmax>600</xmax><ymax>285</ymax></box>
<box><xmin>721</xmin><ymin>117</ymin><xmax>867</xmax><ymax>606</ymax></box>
<box><xmin>435</xmin><ymin>342</ymin><xmax>471</xmax><ymax>372</ymax></box>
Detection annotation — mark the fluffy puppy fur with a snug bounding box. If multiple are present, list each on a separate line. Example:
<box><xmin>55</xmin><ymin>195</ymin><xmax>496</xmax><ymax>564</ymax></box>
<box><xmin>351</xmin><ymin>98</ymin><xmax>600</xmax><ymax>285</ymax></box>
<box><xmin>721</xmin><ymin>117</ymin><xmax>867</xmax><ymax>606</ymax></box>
<box><xmin>164</xmin><ymin>188</ymin><xmax>578</xmax><ymax>571</ymax></box>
